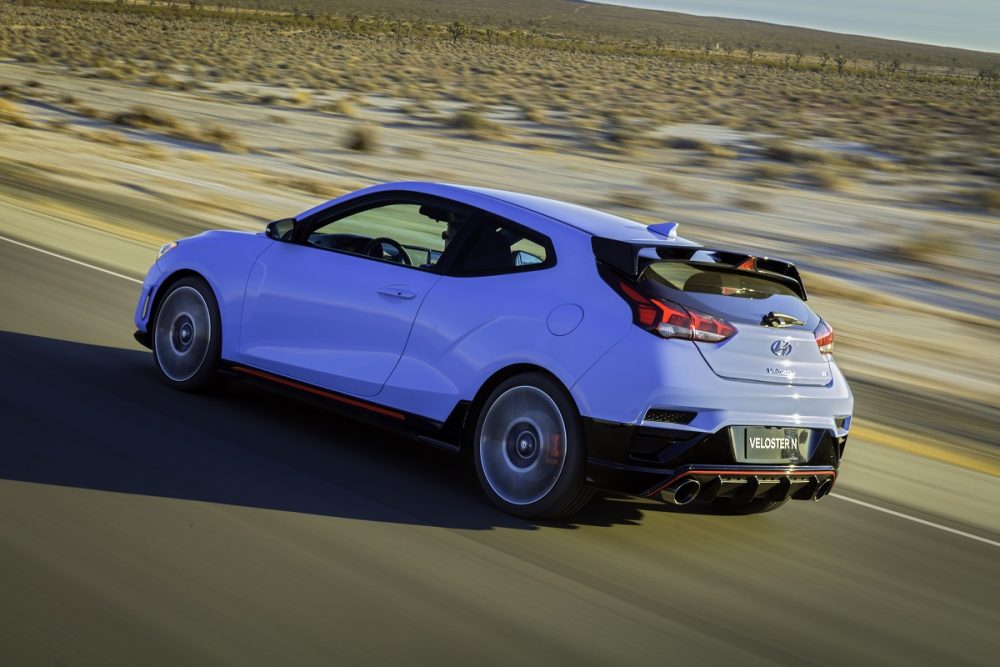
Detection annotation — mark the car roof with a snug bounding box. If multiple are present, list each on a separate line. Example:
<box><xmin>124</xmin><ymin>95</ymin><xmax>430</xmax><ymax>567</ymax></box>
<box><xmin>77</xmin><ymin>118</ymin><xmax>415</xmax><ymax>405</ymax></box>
<box><xmin>458</xmin><ymin>185</ymin><xmax>699</xmax><ymax>245</ymax></box>
<box><xmin>305</xmin><ymin>181</ymin><xmax>699</xmax><ymax>246</ymax></box>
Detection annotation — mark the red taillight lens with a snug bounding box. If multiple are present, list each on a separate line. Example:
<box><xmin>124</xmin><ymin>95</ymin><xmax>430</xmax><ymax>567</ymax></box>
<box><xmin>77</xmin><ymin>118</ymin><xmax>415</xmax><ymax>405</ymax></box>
<box><xmin>619</xmin><ymin>282</ymin><xmax>659</xmax><ymax>327</ymax></box>
<box><xmin>618</xmin><ymin>281</ymin><xmax>735</xmax><ymax>343</ymax></box>
<box><xmin>687</xmin><ymin>307</ymin><xmax>738</xmax><ymax>342</ymax></box>
<box><xmin>815</xmin><ymin>320</ymin><xmax>834</xmax><ymax>355</ymax></box>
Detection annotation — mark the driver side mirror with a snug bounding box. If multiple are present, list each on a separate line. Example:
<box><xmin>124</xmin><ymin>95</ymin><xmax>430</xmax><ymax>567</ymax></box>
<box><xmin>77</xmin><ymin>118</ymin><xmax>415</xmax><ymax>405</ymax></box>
<box><xmin>265</xmin><ymin>217</ymin><xmax>296</xmax><ymax>241</ymax></box>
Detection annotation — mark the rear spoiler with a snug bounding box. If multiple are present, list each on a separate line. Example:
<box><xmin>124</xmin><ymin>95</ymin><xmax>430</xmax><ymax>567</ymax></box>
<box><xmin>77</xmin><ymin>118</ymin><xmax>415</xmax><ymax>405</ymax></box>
<box><xmin>592</xmin><ymin>237</ymin><xmax>808</xmax><ymax>300</ymax></box>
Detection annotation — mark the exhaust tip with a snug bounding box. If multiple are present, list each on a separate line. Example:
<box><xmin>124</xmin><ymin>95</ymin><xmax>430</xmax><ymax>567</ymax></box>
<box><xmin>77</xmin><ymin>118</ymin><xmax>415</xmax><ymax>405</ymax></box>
<box><xmin>661</xmin><ymin>478</ymin><xmax>702</xmax><ymax>506</ymax></box>
<box><xmin>813</xmin><ymin>478</ymin><xmax>834</xmax><ymax>501</ymax></box>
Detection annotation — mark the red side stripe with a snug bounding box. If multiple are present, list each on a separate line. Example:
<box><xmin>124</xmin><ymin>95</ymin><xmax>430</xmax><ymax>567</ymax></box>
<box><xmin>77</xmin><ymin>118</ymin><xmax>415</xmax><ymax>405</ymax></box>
<box><xmin>233</xmin><ymin>366</ymin><xmax>406</xmax><ymax>421</ymax></box>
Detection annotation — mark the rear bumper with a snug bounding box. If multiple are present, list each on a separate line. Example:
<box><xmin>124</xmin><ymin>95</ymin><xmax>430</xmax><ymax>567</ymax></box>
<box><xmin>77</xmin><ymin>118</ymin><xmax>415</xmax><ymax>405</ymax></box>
<box><xmin>642</xmin><ymin>464</ymin><xmax>837</xmax><ymax>503</ymax></box>
<box><xmin>583</xmin><ymin>417</ymin><xmax>845</xmax><ymax>499</ymax></box>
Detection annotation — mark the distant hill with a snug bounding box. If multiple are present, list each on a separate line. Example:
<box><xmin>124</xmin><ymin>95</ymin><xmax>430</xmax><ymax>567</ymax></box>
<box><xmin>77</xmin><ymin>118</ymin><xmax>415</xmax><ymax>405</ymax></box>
<box><xmin>260</xmin><ymin>0</ymin><xmax>999</xmax><ymax>69</ymax></box>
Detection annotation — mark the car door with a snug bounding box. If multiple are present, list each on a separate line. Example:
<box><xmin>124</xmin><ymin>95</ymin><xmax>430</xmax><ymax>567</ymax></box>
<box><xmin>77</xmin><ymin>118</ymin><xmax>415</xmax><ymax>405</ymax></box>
<box><xmin>238</xmin><ymin>198</ymin><xmax>459</xmax><ymax>397</ymax></box>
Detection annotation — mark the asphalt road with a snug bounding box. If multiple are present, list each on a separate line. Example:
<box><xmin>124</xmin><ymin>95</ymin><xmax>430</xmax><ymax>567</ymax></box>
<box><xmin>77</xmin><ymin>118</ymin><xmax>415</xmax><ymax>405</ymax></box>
<box><xmin>2</xmin><ymin>238</ymin><xmax>999</xmax><ymax>666</ymax></box>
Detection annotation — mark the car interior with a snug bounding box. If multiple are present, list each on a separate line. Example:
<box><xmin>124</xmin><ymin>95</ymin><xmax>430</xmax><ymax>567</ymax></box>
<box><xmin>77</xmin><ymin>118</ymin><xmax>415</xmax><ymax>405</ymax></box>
<box><xmin>305</xmin><ymin>201</ymin><xmax>546</xmax><ymax>273</ymax></box>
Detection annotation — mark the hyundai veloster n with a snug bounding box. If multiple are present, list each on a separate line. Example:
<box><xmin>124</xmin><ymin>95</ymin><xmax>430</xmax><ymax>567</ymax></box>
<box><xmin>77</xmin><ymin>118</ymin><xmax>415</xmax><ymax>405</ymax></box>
<box><xmin>134</xmin><ymin>182</ymin><xmax>852</xmax><ymax>518</ymax></box>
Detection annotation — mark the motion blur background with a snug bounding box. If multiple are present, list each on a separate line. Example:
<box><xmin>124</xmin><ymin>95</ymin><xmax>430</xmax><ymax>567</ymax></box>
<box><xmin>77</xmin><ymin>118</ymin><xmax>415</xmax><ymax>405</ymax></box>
<box><xmin>1</xmin><ymin>0</ymin><xmax>998</xmax><ymax>664</ymax></box>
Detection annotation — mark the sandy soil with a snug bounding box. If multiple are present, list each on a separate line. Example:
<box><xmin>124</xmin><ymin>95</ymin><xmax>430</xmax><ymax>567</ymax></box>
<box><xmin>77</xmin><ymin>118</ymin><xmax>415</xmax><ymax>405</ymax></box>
<box><xmin>0</xmin><ymin>60</ymin><xmax>997</xmax><ymax>434</ymax></box>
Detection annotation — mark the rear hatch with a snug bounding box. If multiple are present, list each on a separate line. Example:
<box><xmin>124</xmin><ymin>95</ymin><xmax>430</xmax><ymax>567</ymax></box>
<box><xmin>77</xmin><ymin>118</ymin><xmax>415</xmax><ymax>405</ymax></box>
<box><xmin>640</xmin><ymin>260</ymin><xmax>833</xmax><ymax>386</ymax></box>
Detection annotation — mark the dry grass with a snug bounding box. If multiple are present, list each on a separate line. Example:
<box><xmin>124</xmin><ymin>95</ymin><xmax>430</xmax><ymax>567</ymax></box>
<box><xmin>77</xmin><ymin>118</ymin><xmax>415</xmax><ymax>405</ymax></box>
<box><xmin>971</xmin><ymin>189</ymin><xmax>1000</xmax><ymax>214</ymax></box>
<box><xmin>731</xmin><ymin>191</ymin><xmax>772</xmax><ymax>212</ymax></box>
<box><xmin>2</xmin><ymin>2</ymin><xmax>995</xmax><ymax>181</ymax></box>
<box><xmin>0</xmin><ymin>98</ymin><xmax>32</xmax><ymax>127</ymax></box>
<box><xmin>522</xmin><ymin>105</ymin><xmax>546</xmax><ymax>123</ymax></box>
<box><xmin>324</xmin><ymin>97</ymin><xmax>361</xmax><ymax>118</ymax></box>
<box><xmin>345</xmin><ymin>125</ymin><xmax>379</xmax><ymax>152</ymax></box>
<box><xmin>607</xmin><ymin>190</ymin><xmax>653</xmax><ymax>210</ymax></box>
<box><xmin>801</xmin><ymin>166</ymin><xmax>849</xmax><ymax>191</ymax></box>
<box><xmin>889</xmin><ymin>227</ymin><xmax>956</xmax><ymax>265</ymax></box>
<box><xmin>760</xmin><ymin>140</ymin><xmax>829</xmax><ymax>165</ymax></box>
<box><xmin>266</xmin><ymin>176</ymin><xmax>350</xmax><ymax>199</ymax></box>
<box><xmin>288</xmin><ymin>90</ymin><xmax>312</xmax><ymax>106</ymax></box>
<box><xmin>747</xmin><ymin>162</ymin><xmax>796</xmax><ymax>184</ymax></box>
<box><xmin>109</xmin><ymin>105</ymin><xmax>246</xmax><ymax>152</ymax></box>
<box><xmin>645</xmin><ymin>176</ymin><xmax>710</xmax><ymax>201</ymax></box>
<box><xmin>112</xmin><ymin>105</ymin><xmax>181</xmax><ymax>130</ymax></box>
<box><xmin>1</xmin><ymin>1</ymin><xmax>997</xmax><ymax>221</ymax></box>
<box><xmin>197</xmin><ymin>123</ymin><xmax>247</xmax><ymax>152</ymax></box>
<box><xmin>450</xmin><ymin>109</ymin><xmax>505</xmax><ymax>138</ymax></box>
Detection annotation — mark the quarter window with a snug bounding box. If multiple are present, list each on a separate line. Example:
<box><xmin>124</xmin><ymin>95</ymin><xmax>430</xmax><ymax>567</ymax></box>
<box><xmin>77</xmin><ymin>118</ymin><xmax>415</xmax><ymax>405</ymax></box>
<box><xmin>457</xmin><ymin>218</ymin><xmax>552</xmax><ymax>275</ymax></box>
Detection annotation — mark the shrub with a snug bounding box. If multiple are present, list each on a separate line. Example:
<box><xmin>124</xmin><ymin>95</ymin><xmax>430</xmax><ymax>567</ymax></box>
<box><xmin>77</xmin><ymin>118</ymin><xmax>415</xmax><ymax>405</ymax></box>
<box><xmin>345</xmin><ymin>125</ymin><xmax>378</xmax><ymax>152</ymax></box>
<box><xmin>0</xmin><ymin>98</ymin><xmax>30</xmax><ymax>127</ymax></box>
<box><xmin>802</xmin><ymin>166</ymin><xmax>848</xmax><ymax>191</ymax></box>
<box><xmin>608</xmin><ymin>190</ymin><xmax>652</xmax><ymax>210</ymax></box>
<box><xmin>112</xmin><ymin>105</ymin><xmax>181</xmax><ymax>129</ymax></box>
<box><xmin>450</xmin><ymin>109</ymin><xmax>504</xmax><ymax>137</ymax></box>
<box><xmin>288</xmin><ymin>90</ymin><xmax>311</xmax><ymax>106</ymax></box>
<box><xmin>974</xmin><ymin>189</ymin><xmax>1000</xmax><ymax>213</ymax></box>
<box><xmin>330</xmin><ymin>97</ymin><xmax>360</xmax><ymax>117</ymax></box>
<box><xmin>199</xmin><ymin>123</ymin><xmax>246</xmax><ymax>152</ymax></box>
<box><xmin>731</xmin><ymin>193</ymin><xmax>771</xmax><ymax>211</ymax></box>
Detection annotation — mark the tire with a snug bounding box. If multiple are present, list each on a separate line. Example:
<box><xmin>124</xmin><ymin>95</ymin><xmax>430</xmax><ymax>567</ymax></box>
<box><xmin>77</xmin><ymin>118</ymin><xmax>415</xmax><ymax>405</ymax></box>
<box><xmin>151</xmin><ymin>276</ymin><xmax>223</xmax><ymax>392</ymax></box>
<box><xmin>473</xmin><ymin>372</ymin><xmax>593</xmax><ymax>519</ymax></box>
<box><xmin>710</xmin><ymin>497</ymin><xmax>790</xmax><ymax>515</ymax></box>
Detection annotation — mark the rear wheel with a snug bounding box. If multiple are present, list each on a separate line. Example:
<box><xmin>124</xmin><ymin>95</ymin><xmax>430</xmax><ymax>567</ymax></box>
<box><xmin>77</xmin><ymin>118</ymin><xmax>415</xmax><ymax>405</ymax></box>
<box><xmin>152</xmin><ymin>277</ymin><xmax>222</xmax><ymax>392</ymax></box>
<box><xmin>473</xmin><ymin>373</ymin><xmax>593</xmax><ymax>519</ymax></box>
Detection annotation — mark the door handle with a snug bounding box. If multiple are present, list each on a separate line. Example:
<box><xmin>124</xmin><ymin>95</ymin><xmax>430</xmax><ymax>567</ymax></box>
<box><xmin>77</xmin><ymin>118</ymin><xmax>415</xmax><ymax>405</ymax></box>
<box><xmin>377</xmin><ymin>287</ymin><xmax>416</xmax><ymax>300</ymax></box>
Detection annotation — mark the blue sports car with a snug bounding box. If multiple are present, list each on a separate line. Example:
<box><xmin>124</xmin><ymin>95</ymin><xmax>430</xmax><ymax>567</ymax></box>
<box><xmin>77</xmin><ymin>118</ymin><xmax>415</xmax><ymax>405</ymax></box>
<box><xmin>134</xmin><ymin>182</ymin><xmax>852</xmax><ymax>518</ymax></box>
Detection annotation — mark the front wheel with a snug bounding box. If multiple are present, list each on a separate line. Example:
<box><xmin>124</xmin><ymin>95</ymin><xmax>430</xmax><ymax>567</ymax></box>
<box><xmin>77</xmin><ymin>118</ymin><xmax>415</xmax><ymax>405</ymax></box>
<box><xmin>473</xmin><ymin>373</ymin><xmax>593</xmax><ymax>519</ymax></box>
<box><xmin>151</xmin><ymin>276</ymin><xmax>222</xmax><ymax>392</ymax></box>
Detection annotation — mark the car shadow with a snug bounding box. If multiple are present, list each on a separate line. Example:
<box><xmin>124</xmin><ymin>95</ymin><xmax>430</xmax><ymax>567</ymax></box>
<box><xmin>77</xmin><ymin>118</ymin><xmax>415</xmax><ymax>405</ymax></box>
<box><xmin>0</xmin><ymin>331</ymin><xmax>655</xmax><ymax>530</ymax></box>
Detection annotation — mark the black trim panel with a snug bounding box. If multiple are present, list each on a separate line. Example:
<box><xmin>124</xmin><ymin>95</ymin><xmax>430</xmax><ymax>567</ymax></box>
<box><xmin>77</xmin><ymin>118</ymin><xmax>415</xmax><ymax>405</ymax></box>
<box><xmin>583</xmin><ymin>416</ymin><xmax>841</xmax><ymax>495</ymax></box>
<box><xmin>133</xmin><ymin>329</ymin><xmax>151</xmax><ymax>349</ymax></box>
<box><xmin>225</xmin><ymin>362</ymin><xmax>470</xmax><ymax>452</ymax></box>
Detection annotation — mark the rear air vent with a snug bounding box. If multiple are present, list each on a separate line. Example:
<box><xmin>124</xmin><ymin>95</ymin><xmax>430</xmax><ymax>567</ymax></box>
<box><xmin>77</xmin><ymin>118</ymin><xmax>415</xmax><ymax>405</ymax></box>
<box><xmin>644</xmin><ymin>409</ymin><xmax>697</xmax><ymax>425</ymax></box>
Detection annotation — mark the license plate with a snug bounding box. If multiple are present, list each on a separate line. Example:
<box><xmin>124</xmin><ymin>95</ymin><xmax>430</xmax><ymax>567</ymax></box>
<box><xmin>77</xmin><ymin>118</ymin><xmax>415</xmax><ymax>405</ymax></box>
<box><xmin>741</xmin><ymin>426</ymin><xmax>809</xmax><ymax>463</ymax></box>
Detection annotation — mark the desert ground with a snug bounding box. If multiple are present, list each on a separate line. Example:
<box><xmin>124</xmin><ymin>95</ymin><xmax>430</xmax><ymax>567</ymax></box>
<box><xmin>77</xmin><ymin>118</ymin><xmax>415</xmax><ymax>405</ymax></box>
<box><xmin>3</xmin><ymin>2</ymin><xmax>998</xmax><ymax>440</ymax></box>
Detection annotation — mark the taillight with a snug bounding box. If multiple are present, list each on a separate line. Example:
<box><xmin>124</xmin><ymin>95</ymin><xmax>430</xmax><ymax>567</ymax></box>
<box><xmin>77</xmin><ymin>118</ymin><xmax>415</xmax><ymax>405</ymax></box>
<box><xmin>686</xmin><ymin>308</ymin><xmax>737</xmax><ymax>342</ymax></box>
<box><xmin>618</xmin><ymin>281</ymin><xmax>736</xmax><ymax>343</ymax></box>
<box><xmin>815</xmin><ymin>319</ymin><xmax>834</xmax><ymax>355</ymax></box>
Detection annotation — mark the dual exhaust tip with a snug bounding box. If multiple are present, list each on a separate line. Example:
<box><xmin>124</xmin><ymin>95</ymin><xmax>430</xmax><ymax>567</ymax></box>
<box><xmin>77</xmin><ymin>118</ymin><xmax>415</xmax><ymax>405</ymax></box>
<box><xmin>659</xmin><ymin>476</ymin><xmax>834</xmax><ymax>506</ymax></box>
<box><xmin>660</xmin><ymin>478</ymin><xmax>702</xmax><ymax>506</ymax></box>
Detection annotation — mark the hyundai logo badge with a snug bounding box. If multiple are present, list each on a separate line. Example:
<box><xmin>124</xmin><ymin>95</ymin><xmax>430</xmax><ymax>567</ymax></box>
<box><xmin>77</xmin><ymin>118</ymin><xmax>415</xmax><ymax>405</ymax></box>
<box><xmin>770</xmin><ymin>340</ymin><xmax>793</xmax><ymax>357</ymax></box>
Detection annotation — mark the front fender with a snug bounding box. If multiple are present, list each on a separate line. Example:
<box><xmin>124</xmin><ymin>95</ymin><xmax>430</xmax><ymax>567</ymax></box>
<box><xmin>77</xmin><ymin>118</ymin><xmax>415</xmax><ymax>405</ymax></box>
<box><xmin>133</xmin><ymin>231</ymin><xmax>272</xmax><ymax>359</ymax></box>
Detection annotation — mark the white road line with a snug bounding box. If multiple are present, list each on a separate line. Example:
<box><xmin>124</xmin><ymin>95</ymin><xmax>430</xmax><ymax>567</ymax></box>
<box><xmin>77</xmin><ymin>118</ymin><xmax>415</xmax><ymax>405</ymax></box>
<box><xmin>831</xmin><ymin>493</ymin><xmax>1000</xmax><ymax>549</ymax></box>
<box><xmin>0</xmin><ymin>234</ymin><xmax>143</xmax><ymax>284</ymax></box>
<box><xmin>4</xmin><ymin>230</ymin><xmax>999</xmax><ymax>550</ymax></box>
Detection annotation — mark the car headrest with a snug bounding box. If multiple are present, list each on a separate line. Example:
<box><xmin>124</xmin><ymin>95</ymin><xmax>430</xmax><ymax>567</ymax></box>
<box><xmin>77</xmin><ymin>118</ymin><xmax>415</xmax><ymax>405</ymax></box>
<box><xmin>418</xmin><ymin>204</ymin><xmax>449</xmax><ymax>221</ymax></box>
<box><xmin>683</xmin><ymin>271</ymin><xmax>724</xmax><ymax>294</ymax></box>
<box><xmin>419</xmin><ymin>204</ymin><xmax>473</xmax><ymax>224</ymax></box>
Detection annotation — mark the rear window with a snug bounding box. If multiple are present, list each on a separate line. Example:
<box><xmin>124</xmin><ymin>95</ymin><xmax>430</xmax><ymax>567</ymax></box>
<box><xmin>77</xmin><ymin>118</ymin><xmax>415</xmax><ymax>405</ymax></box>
<box><xmin>640</xmin><ymin>261</ymin><xmax>816</xmax><ymax>327</ymax></box>
<box><xmin>644</xmin><ymin>262</ymin><xmax>800</xmax><ymax>299</ymax></box>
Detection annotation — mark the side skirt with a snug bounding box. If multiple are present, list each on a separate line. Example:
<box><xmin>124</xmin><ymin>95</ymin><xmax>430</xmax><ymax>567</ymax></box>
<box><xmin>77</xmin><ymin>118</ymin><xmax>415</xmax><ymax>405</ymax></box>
<box><xmin>225</xmin><ymin>362</ymin><xmax>469</xmax><ymax>453</ymax></box>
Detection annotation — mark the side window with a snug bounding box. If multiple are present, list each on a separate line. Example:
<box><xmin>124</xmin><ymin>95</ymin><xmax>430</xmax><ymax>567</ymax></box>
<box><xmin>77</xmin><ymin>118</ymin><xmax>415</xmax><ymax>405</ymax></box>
<box><xmin>457</xmin><ymin>217</ymin><xmax>552</xmax><ymax>276</ymax></box>
<box><xmin>307</xmin><ymin>203</ymin><xmax>454</xmax><ymax>269</ymax></box>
